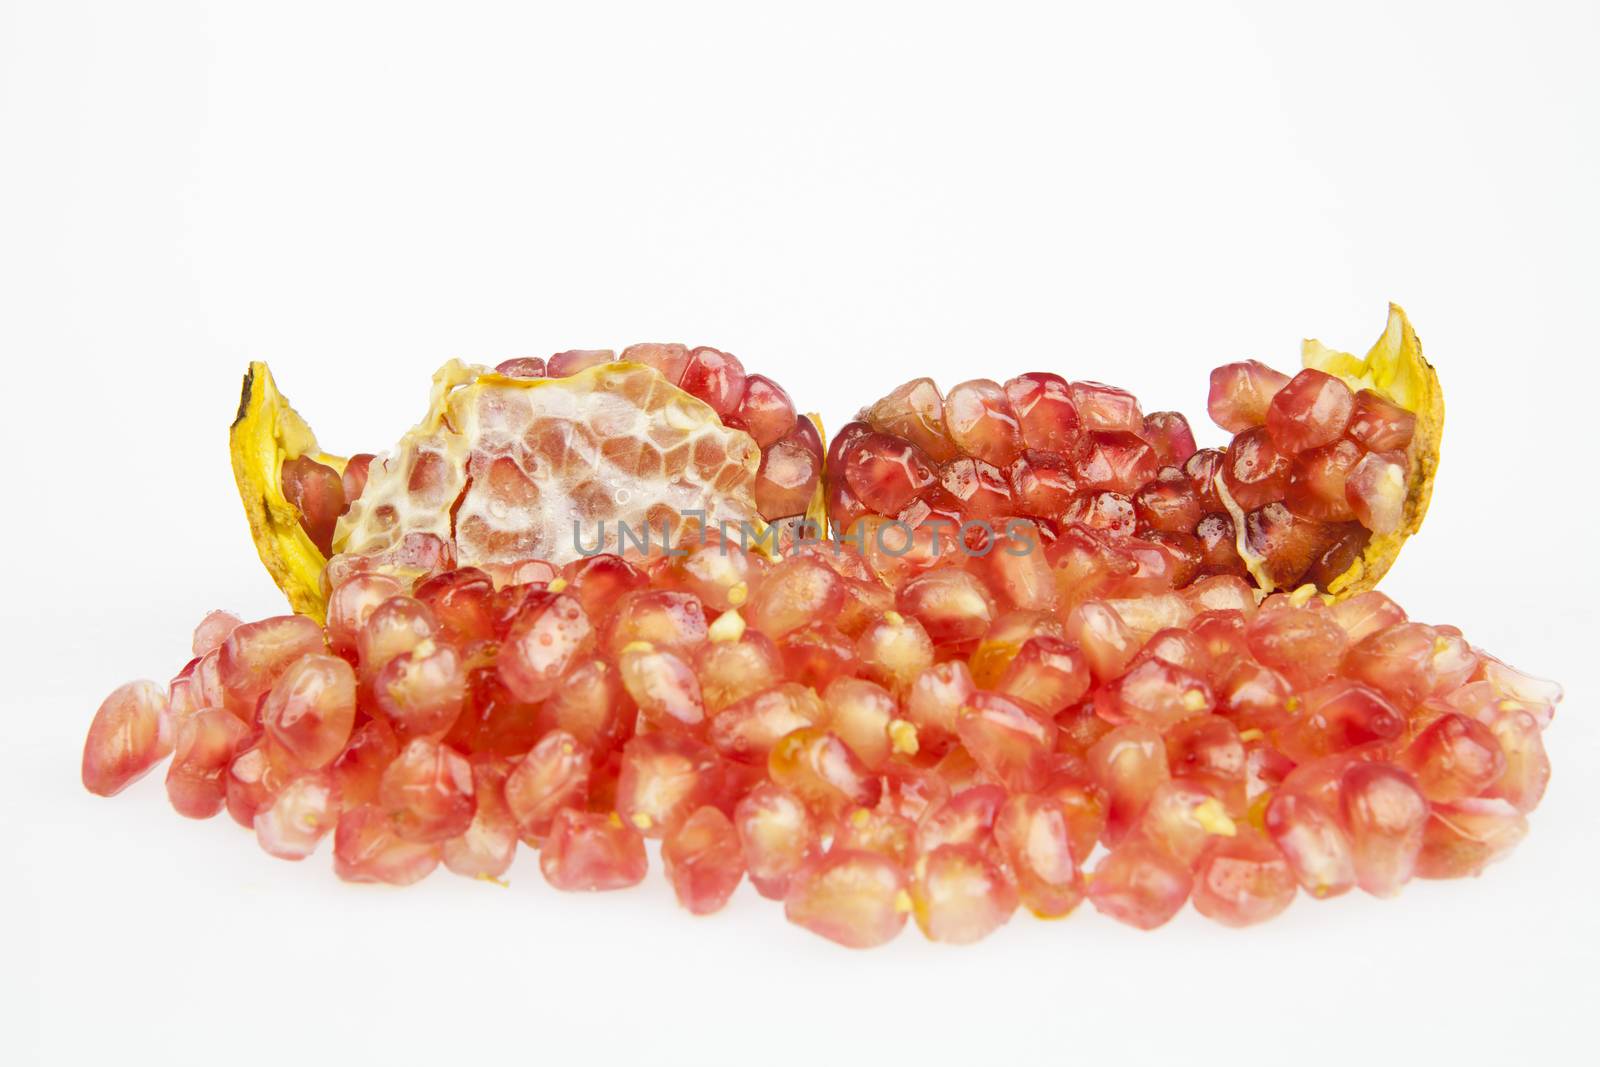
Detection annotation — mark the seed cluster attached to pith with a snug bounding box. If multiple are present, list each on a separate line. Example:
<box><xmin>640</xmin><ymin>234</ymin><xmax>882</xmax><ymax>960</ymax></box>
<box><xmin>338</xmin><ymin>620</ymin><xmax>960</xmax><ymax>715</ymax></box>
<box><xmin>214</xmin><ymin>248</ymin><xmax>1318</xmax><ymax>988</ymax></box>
<box><xmin>85</xmin><ymin>310</ymin><xmax>1556</xmax><ymax>947</ymax></box>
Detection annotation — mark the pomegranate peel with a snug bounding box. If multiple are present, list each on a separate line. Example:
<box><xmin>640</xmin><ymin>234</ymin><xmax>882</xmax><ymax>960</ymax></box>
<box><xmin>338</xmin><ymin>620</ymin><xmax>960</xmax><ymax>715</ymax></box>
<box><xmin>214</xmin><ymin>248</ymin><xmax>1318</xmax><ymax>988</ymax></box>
<box><xmin>229</xmin><ymin>362</ymin><xmax>351</xmax><ymax>621</ymax></box>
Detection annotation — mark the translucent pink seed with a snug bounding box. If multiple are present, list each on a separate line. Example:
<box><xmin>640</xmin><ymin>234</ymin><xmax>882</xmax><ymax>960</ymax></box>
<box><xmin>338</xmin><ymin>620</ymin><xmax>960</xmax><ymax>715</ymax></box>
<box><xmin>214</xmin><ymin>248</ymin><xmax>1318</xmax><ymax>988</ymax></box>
<box><xmin>82</xmin><ymin>680</ymin><xmax>172</xmax><ymax>797</ymax></box>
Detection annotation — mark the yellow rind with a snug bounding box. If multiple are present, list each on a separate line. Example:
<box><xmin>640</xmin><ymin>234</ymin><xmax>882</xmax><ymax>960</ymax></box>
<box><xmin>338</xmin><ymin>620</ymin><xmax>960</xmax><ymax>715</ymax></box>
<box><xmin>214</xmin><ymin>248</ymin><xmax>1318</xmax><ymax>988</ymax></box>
<box><xmin>802</xmin><ymin>412</ymin><xmax>829</xmax><ymax>540</ymax></box>
<box><xmin>1227</xmin><ymin>304</ymin><xmax>1442</xmax><ymax>597</ymax></box>
<box><xmin>229</xmin><ymin>363</ymin><xmax>345</xmax><ymax>622</ymax></box>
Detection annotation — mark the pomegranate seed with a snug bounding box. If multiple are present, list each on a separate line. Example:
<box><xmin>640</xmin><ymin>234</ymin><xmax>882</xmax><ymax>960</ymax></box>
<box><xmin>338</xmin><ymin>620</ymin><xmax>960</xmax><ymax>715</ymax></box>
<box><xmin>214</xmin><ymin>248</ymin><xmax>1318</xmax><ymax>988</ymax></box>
<box><xmin>1165</xmin><ymin>715</ymin><xmax>1247</xmax><ymax>811</ymax></box>
<box><xmin>340</xmin><ymin>452</ymin><xmax>375</xmax><ymax>502</ymax></box>
<box><xmin>1345</xmin><ymin>451</ymin><xmax>1409</xmax><ymax>534</ymax></box>
<box><xmin>166</xmin><ymin>708</ymin><xmax>253</xmax><ymax>818</ymax></box>
<box><xmin>494</xmin><ymin>356</ymin><xmax>547</xmax><ymax>378</ymax></box>
<box><xmin>1142</xmin><ymin>411</ymin><xmax>1198</xmax><ymax>466</ymax></box>
<box><xmin>903</xmin><ymin>660</ymin><xmax>976</xmax><ymax>752</ymax></box>
<box><xmin>225</xmin><ymin>740</ymin><xmax>293</xmax><ymax>828</ymax></box>
<box><xmin>736</xmin><ymin>782</ymin><xmax>821</xmax><ymax>900</ymax></box>
<box><xmin>819</xmin><ymin>676</ymin><xmax>900</xmax><ymax>770</ymax></box>
<box><xmin>1008</xmin><ymin>451</ymin><xmax>1079</xmax><ymax>517</ymax></box>
<box><xmin>1346</xmin><ymin>389</ymin><xmax>1416</xmax><ymax>452</ymax></box>
<box><xmin>1192</xmin><ymin>831</ymin><xmax>1297</xmax><ymax>926</ymax></box>
<box><xmin>998</xmin><ymin>636</ymin><xmax>1091</xmax><ymax>716</ymax></box>
<box><xmin>1415</xmin><ymin>798</ymin><xmax>1529</xmax><ymax>880</ymax></box>
<box><xmin>1285</xmin><ymin>439</ymin><xmax>1362</xmax><ymax>523</ymax></box>
<box><xmin>897</xmin><ymin>568</ymin><xmax>998</xmax><ymax>650</ymax></box>
<box><xmin>944</xmin><ymin>379</ymin><xmax>1023</xmax><ymax>466</ymax></box>
<box><xmin>994</xmin><ymin>794</ymin><xmax>1083</xmax><ymax>918</ymax></box>
<box><xmin>783</xmin><ymin>852</ymin><xmax>914</xmax><ymax>955</ymax></box>
<box><xmin>1088</xmin><ymin>839</ymin><xmax>1193</xmax><ymax>930</ymax></box>
<box><xmin>1069</xmin><ymin>380</ymin><xmax>1143</xmax><ymax>434</ymax></box>
<box><xmin>1222</xmin><ymin>427</ymin><xmax>1293</xmax><ymax>511</ymax></box>
<box><xmin>325</xmin><ymin>573</ymin><xmax>405</xmax><ymax>656</ymax></box>
<box><xmin>1274</xmin><ymin>681</ymin><xmax>1406</xmax><ymax>763</ymax></box>
<box><xmin>1087</xmin><ymin>724</ymin><xmax>1171</xmax><ymax>844</ymax></box>
<box><xmin>1112</xmin><ymin>658</ymin><xmax>1214</xmax><ymax>731</ymax></box>
<box><xmin>1247</xmin><ymin>605</ymin><xmax>1348</xmax><ymax>690</ymax></box>
<box><xmin>1135</xmin><ymin>467</ymin><xmax>1204</xmax><ymax>534</ymax></box>
<box><xmin>356</xmin><ymin>596</ymin><xmax>437</xmax><ymax>676</ymax></box>
<box><xmin>862</xmin><ymin>378</ymin><xmax>957</xmax><ymax>460</ymax></box>
<box><xmin>768</xmin><ymin>728</ymin><xmax>881</xmax><ymax>819</ymax></box>
<box><xmin>414</xmin><ymin>567</ymin><xmax>497</xmax><ymax>646</ymax></box>
<box><xmin>1135</xmin><ymin>779</ymin><xmax>1238</xmax><ymax>866</ymax></box>
<box><xmin>618</xmin><ymin>643</ymin><xmax>705</xmax><ymax>729</ymax></box>
<box><xmin>726</xmin><ymin>373</ymin><xmax>797</xmax><ymax>449</ymax></box>
<box><xmin>378</xmin><ymin>738</ymin><xmax>476</xmax><ymax>843</ymax></box>
<box><xmin>748</xmin><ymin>557</ymin><xmax>844</xmax><ymax>639</ymax></box>
<box><xmin>1264</xmin><ymin>790</ymin><xmax>1354</xmax><ymax>898</ymax></box>
<box><xmin>255</xmin><ymin>772</ymin><xmax>339</xmax><ymax>860</ymax></box>
<box><xmin>1339</xmin><ymin>761</ymin><xmax>1429</xmax><ymax>897</ymax></box>
<box><xmin>834</xmin><ymin>806</ymin><xmax>917</xmax><ymax>866</ymax></box>
<box><xmin>709</xmin><ymin>683</ymin><xmax>824</xmax><ymax>764</ymax></box>
<box><xmin>331</xmin><ymin>716</ymin><xmax>400</xmax><ymax>809</ymax></box>
<box><xmin>607</xmin><ymin>590</ymin><xmax>709</xmax><ymax>657</ymax></box>
<box><xmin>504</xmin><ymin>729</ymin><xmax>591</xmax><ymax>841</ymax></box>
<box><xmin>614</xmin><ymin>732</ymin><xmax>723</xmax><ymax>837</ymax></box>
<box><xmin>192</xmin><ymin>610</ymin><xmax>243</xmax><ymax>657</ymax></box>
<box><xmin>662</xmin><ymin>806</ymin><xmax>746</xmax><ymax>915</ymax></box>
<box><xmin>545</xmin><ymin>658</ymin><xmax>630</xmax><ymax>750</ymax></box>
<box><xmin>82</xmin><ymin>680</ymin><xmax>172</xmax><ymax>797</ymax></box>
<box><xmin>1345</xmin><ymin>622</ymin><xmax>1480</xmax><ymax>710</ymax></box>
<box><xmin>218</xmin><ymin>614</ymin><xmax>326</xmax><ymax>720</ymax></box>
<box><xmin>333</xmin><ymin>804</ymin><xmax>442</xmax><ymax>886</ymax></box>
<box><xmin>778</xmin><ymin>623</ymin><xmax>859</xmax><ymax>690</ymax></box>
<box><xmin>1329</xmin><ymin>590</ymin><xmax>1407</xmax><ymax>644</ymax></box>
<box><xmin>1064</xmin><ymin>601</ymin><xmax>1141</xmax><ymax>681</ymax></box>
<box><xmin>540</xmin><ymin>809</ymin><xmax>648</xmax><ymax>891</ymax></box>
<box><xmin>1266</xmin><ymin>369</ymin><xmax>1355</xmax><ymax>453</ymax></box>
<box><xmin>985</xmin><ymin>520</ymin><xmax>1058</xmax><ymax>611</ymax></box>
<box><xmin>547</xmin><ymin>348</ymin><xmax>615</xmax><ymax>376</ymax></box>
<box><xmin>957</xmin><ymin>691</ymin><xmax>1056</xmax><ymax>793</ymax></box>
<box><xmin>1208</xmin><ymin>360</ymin><xmax>1291</xmax><ymax>433</ymax></box>
<box><xmin>756</xmin><ymin>427</ymin><xmax>824</xmax><ymax>519</ymax></box>
<box><xmin>498</xmin><ymin>592</ymin><xmax>595</xmax><ymax>703</ymax></box>
<box><xmin>281</xmin><ymin>454</ymin><xmax>347</xmax><ymax>554</ymax></box>
<box><xmin>1400</xmin><ymin>712</ymin><xmax>1506</xmax><ymax>804</ymax></box>
<box><xmin>911</xmin><ymin>844</ymin><xmax>1017</xmax><ymax>944</ymax></box>
<box><xmin>856</xmin><ymin>611</ymin><xmax>935</xmax><ymax>695</ymax></box>
<box><xmin>842</xmin><ymin>432</ymin><xmax>938</xmax><ymax>515</ymax></box>
<box><xmin>678</xmin><ymin>346</ymin><xmax>746</xmax><ymax>418</ymax></box>
<box><xmin>1004</xmin><ymin>372</ymin><xmax>1080</xmax><ymax>452</ymax></box>
<box><xmin>1480</xmin><ymin>706</ymin><xmax>1550</xmax><ymax>813</ymax></box>
<box><xmin>618</xmin><ymin>342</ymin><xmax>688</xmax><ymax>383</ymax></box>
<box><xmin>443</xmin><ymin>756</ymin><xmax>519</xmax><ymax>879</ymax></box>
<box><xmin>260</xmin><ymin>652</ymin><xmax>357</xmax><ymax>768</ymax></box>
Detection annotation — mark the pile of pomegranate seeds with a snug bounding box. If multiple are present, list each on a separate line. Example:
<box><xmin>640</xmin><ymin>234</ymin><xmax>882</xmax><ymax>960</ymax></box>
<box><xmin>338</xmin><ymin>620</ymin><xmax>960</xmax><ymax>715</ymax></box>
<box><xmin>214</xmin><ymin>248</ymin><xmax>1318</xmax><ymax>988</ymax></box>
<box><xmin>83</xmin><ymin>534</ymin><xmax>1558</xmax><ymax>947</ymax></box>
<box><xmin>828</xmin><ymin>363</ymin><xmax>1420</xmax><ymax>594</ymax></box>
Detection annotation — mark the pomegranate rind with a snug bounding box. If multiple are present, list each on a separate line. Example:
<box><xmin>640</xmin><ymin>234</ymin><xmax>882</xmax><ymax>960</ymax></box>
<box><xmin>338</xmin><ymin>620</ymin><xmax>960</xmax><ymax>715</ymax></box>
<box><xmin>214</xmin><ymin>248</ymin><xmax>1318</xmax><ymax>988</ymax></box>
<box><xmin>1221</xmin><ymin>304</ymin><xmax>1442</xmax><ymax>596</ymax></box>
<box><xmin>229</xmin><ymin>362</ymin><xmax>349</xmax><ymax>622</ymax></box>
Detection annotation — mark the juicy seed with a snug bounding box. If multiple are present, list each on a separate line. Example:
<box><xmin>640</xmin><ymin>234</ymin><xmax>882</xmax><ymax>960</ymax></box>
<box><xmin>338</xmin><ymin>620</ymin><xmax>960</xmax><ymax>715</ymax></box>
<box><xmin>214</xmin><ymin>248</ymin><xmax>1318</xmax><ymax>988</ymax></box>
<box><xmin>83</xmin><ymin>680</ymin><xmax>172</xmax><ymax>797</ymax></box>
<box><xmin>785</xmin><ymin>850</ymin><xmax>910</xmax><ymax>949</ymax></box>
<box><xmin>540</xmin><ymin>809</ymin><xmax>649</xmax><ymax>891</ymax></box>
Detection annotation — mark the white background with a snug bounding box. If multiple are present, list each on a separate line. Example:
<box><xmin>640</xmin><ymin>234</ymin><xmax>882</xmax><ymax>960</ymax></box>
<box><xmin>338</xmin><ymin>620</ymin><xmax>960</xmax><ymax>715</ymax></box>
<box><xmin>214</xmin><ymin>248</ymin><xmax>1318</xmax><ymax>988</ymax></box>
<box><xmin>3</xmin><ymin>2</ymin><xmax>1597</xmax><ymax>1064</ymax></box>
